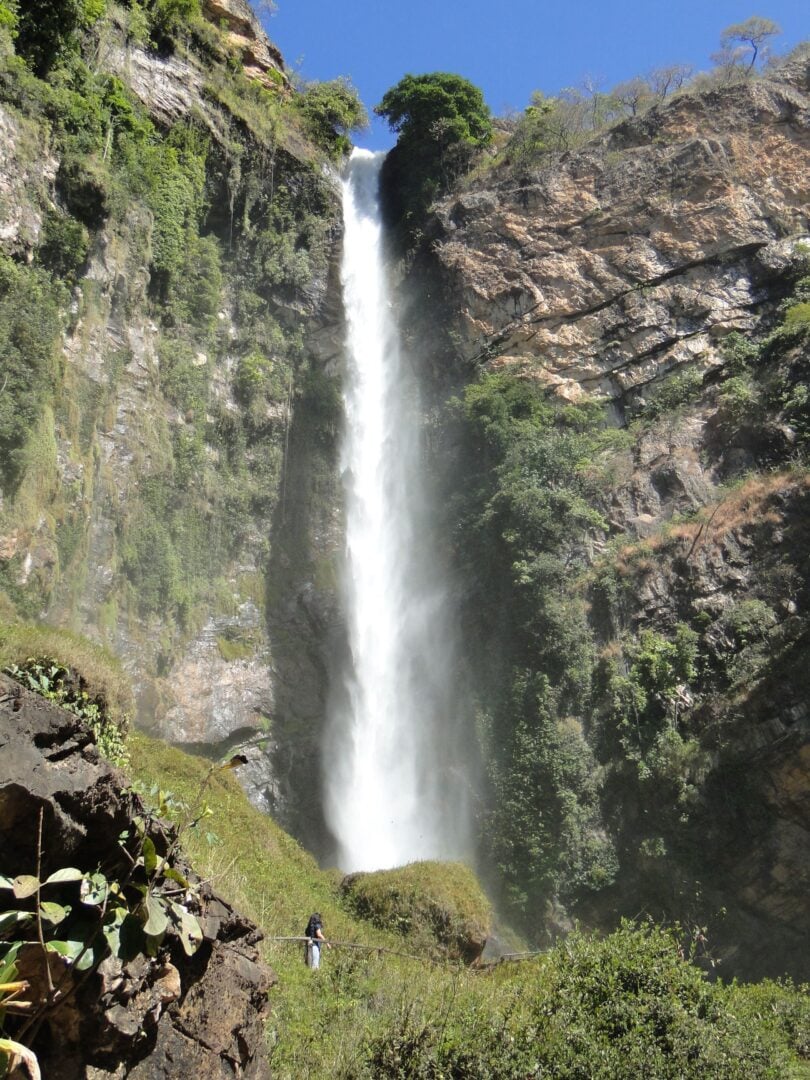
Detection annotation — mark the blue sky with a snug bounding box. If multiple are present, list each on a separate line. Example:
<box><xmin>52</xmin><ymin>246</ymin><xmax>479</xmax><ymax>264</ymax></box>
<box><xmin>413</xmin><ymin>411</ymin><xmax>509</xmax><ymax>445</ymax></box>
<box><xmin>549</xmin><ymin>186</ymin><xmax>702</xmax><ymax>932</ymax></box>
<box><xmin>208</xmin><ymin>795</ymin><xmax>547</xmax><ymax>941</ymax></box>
<box><xmin>260</xmin><ymin>1</ymin><xmax>808</xmax><ymax>148</ymax></box>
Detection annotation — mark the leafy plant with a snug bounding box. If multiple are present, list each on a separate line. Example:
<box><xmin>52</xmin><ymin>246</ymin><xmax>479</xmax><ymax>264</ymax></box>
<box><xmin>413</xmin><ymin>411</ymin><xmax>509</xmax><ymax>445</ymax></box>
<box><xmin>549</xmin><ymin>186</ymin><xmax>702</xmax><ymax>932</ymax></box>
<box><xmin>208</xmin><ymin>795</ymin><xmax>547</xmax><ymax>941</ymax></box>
<box><xmin>4</xmin><ymin>657</ymin><xmax>128</xmax><ymax>766</ymax></box>
<box><xmin>0</xmin><ymin>835</ymin><xmax>204</xmax><ymax>1055</ymax></box>
<box><xmin>293</xmin><ymin>78</ymin><xmax>367</xmax><ymax>160</ymax></box>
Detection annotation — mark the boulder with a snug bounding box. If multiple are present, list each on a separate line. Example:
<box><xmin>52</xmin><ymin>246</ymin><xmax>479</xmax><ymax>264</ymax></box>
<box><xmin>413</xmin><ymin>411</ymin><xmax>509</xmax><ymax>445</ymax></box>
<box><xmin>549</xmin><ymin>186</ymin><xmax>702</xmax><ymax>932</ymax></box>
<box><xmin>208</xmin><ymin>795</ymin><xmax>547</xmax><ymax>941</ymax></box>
<box><xmin>0</xmin><ymin>673</ymin><xmax>274</xmax><ymax>1078</ymax></box>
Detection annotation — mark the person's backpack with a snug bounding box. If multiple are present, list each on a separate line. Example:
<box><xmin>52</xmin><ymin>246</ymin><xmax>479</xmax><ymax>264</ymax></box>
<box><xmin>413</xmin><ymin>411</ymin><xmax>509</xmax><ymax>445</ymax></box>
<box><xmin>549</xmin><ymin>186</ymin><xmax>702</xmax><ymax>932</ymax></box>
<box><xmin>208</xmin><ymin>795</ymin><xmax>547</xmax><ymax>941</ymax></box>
<box><xmin>303</xmin><ymin>913</ymin><xmax>322</xmax><ymax>965</ymax></box>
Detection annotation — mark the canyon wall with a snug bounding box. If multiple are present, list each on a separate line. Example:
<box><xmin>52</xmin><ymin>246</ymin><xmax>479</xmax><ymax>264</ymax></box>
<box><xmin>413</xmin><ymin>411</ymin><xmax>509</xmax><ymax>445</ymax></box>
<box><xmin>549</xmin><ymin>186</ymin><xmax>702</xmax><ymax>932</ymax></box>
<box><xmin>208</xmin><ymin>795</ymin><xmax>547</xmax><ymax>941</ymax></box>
<box><xmin>401</xmin><ymin>55</ymin><xmax>810</xmax><ymax>976</ymax></box>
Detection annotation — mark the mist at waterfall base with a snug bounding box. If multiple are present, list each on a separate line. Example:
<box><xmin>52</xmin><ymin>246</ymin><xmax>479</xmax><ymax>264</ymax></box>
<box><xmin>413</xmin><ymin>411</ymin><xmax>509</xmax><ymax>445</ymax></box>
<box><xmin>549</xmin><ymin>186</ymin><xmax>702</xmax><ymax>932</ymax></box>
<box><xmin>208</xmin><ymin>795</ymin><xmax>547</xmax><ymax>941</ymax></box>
<box><xmin>324</xmin><ymin>149</ymin><xmax>470</xmax><ymax>873</ymax></box>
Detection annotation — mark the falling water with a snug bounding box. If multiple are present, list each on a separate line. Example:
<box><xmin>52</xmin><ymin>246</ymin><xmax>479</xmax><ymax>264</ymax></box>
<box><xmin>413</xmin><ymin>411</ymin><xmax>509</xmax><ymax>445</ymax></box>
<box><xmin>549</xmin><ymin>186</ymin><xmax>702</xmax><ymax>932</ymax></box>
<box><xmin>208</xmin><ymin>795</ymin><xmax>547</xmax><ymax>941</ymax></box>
<box><xmin>324</xmin><ymin>149</ymin><xmax>468</xmax><ymax>872</ymax></box>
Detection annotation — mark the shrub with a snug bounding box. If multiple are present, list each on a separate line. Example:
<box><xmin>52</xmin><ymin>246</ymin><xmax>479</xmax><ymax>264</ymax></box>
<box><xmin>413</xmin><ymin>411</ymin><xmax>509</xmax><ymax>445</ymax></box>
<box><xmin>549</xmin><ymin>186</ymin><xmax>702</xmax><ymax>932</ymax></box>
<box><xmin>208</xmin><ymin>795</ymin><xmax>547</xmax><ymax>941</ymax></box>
<box><xmin>294</xmin><ymin>77</ymin><xmax>367</xmax><ymax>160</ymax></box>
<box><xmin>341</xmin><ymin>861</ymin><xmax>492</xmax><ymax>962</ymax></box>
<box><xmin>147</xmin><ymin>0</ymin><xmax>201</xmax><ymax>44</ymax></box>
<box><xmin>157</xmin><ymin>338</ymin><xmax>209</xmax><ymax>416</ymax></box>
<box><xmin>719</xmin><ymin>373</ymin><xmax>761</xmax><ymax>428</ymax></box>
<box><xmin>37</xmin><ymin>208</ymin><xmax>89</xmax><ymax>279</ymax></box>
<box><xmin>639</xmin><ymin>368</ymin><xmax>704</xmax><ymax>420</ymax></box>
<box><xmin>365</xmin><ymin>921</ymin><xmax>799</xmax><ymax>1078</ymax></box>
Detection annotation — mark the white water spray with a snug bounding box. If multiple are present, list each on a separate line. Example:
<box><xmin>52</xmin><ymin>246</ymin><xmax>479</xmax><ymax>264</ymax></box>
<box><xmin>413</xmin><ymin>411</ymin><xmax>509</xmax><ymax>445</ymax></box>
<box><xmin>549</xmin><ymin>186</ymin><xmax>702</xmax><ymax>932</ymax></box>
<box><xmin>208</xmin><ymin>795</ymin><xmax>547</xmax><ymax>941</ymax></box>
<box><xmin>325</xmin><ymin>149</ymin><xmax>468</xmax><ymax>872</ymax></box>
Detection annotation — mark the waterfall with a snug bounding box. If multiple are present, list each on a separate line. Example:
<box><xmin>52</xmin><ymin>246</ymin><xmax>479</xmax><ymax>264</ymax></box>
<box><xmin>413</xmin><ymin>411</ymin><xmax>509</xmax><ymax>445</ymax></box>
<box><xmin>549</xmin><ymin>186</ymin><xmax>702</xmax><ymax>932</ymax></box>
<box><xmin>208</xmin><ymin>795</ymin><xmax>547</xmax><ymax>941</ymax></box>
<box><xmin>324</xmin><ymin>148</ymin><xmax>468</xmax><ymax>872</ymax></box>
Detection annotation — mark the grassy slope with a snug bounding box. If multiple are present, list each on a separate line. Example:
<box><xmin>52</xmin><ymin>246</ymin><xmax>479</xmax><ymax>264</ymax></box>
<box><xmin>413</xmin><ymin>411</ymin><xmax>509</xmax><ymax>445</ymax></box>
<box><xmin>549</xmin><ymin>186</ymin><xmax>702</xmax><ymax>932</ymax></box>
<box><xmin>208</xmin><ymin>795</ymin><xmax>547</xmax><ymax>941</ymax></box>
<box><xmin>128</xmin><ymin>733</ymin><xmax>480</xmax><ymax>1078</ymax></box>
<box><xmin>128</xmin><ymin>733</ymin><xmax>810</xmax><ymax>1080</ymax></box>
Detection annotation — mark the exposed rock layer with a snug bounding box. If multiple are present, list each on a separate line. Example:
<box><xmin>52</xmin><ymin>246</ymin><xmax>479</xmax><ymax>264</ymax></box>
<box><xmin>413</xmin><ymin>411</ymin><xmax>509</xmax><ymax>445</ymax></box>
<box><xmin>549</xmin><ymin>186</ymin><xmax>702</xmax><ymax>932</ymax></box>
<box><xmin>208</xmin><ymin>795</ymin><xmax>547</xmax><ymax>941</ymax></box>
<box><xmin>429</xmin><ymin>63</ymin><xmax>810</xmax><ymax>405</ymax></box>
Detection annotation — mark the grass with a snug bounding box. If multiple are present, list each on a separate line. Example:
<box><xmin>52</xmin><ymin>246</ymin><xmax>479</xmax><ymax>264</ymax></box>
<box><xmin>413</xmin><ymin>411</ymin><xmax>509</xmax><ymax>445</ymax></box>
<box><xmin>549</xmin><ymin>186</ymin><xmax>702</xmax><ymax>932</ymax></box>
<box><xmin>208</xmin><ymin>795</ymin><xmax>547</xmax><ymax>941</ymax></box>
<box><xmin>126</xmin><ymin>733</ymin><xmax>810</xmax><ymax>1079</ymax></box>
<box><xmin>342</xmin><ymin>861</ymin><xmax>492</xmax><ymax>961</ymax></box>
<box><xmin>127</xmin><ymin>733</ymin><xmax>479</xmax><ymax>1077</ymax></box>
<box><xmin>0</xmin><ymin>619</ymin><xmax>134</xmax><ymax>729</ymax></box>
<box><xmin>591</xmin><ymin>467</ymin><xmax>810</xmax><ymax>581</ymax></box>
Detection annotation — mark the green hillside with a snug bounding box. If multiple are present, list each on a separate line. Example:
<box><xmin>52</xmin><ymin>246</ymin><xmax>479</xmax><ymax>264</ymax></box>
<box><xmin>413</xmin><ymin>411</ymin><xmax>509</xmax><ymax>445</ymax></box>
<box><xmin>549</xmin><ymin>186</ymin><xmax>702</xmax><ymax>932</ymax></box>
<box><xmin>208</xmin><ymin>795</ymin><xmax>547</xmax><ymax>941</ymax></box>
<box><xmin>129</xmin><ymin>733</ymin><xmax>810</xmax><ymax>1079</ymax></box>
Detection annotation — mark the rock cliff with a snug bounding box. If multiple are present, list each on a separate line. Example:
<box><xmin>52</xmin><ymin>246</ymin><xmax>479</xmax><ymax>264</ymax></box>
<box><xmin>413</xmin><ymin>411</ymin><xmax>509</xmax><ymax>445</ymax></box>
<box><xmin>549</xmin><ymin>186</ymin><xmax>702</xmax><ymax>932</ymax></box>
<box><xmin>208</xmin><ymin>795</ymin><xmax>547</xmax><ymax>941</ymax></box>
<box><xmin>0</xmin><ymin>3</ymin><xmax>344</xmax><ymax>833</ymax></box>
<box><xmin>401</xmin><ymin>56</ymin><xmax>810</xmax><ymax>975</ymax></box>
<box><xmin>429</xmin><ymin>61</ymin><xmax>809</xmax><ymax>405</ymax></box>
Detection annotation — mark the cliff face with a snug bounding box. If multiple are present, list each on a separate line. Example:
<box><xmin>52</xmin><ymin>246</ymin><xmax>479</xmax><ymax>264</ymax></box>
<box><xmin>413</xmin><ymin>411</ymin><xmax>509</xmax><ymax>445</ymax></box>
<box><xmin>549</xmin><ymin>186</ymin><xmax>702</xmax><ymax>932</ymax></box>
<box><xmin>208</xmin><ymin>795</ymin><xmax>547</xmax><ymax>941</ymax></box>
<box><xmin>4</xmin><ymin>0</ymin><xmax>810</xmax><ymax>982</ymax></box>
<box><xmin>404</xmin><ymin>57</ymin><xmax>810</xmax><ymax>975</ymax></box>
<box><xmin>430</xmin><ymin>64</ymin><xmax>809</xmax><ymax>405</ymax></box>
<box><xmin>0</xmin><ymin>4</ymin><xmax>344</xmax><ymax>826</ymax></box>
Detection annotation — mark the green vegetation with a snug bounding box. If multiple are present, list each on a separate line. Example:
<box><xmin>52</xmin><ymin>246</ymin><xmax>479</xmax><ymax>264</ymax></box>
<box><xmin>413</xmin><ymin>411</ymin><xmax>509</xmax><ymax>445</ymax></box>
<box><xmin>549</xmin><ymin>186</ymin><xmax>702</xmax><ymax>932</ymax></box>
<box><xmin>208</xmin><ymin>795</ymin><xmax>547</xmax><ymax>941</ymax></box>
<box><xmin>4</xmin><ymin>655</ymin><xmax>129</xmax><ymax>764</ymax></box>
<box><xmin>341</xmin><ymin>861</ymin><xmax>492</xmax><ymax>961</ymax></box>
<box><xmin>125</xmin><ymin>735</ymin><xmax>810</xmax><ymax>1079</ymax></box>
<box><xmin>443</xmin><ymin>254</ymin><xmax>810</xmax><ymax>942</ymax></box>
<box><xmin>0</xmin><ymin>620</ymin><xmax>133</xmax><ymax>732</ymax></box>
<box><xmin>0</xmin><ymin>255</ymin><xmax>64</xmax><ymax>493</ymax></box>
<box><xmin>376</xmin><ymin>71</ymin><xmax>492</xmax><ymax>242</ymax></box>
<box><xmin>293</xmin><ymin>77</ymin><xmax>367</xmax><ymax>160</ymax></box>
<box><xmin>444</xmin><ymin>372</ymin><xmax>631</xmax><ymax>925</ymax></box>
<box><xmin>712</xmin><ymin>275</ymin><xmax>810</xmax><ymax>442</ymax></box>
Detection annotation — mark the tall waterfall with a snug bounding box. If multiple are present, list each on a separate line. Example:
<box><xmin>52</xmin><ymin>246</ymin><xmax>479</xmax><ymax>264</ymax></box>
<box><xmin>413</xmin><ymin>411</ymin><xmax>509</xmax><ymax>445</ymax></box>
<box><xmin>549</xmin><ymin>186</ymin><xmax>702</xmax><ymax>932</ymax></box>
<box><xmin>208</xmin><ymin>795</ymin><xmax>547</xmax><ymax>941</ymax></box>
<box><xmin>324</xmin><ymin>149</ymin><xmax>468</xmax><ymax>872</ymax></box>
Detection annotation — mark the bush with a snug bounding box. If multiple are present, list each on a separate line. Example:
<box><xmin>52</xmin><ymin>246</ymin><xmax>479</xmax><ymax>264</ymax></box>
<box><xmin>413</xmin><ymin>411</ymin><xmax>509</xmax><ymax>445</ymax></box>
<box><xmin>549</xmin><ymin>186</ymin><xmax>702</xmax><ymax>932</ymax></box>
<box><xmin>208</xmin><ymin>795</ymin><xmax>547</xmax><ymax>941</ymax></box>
<box><xmin>158</xmin><ymin>337</ymin><xmax>209</xmax><ymax>416</ymax></box>
<box><xmin>341</xmin><ymin>861</ymin><xmax>492</xmax><ymax>962</ymax></box>
<box><xmin>16</xmin><ymin>0</ymin><xmax>88</xmax><ymax>74</ymax></box>
<box><xmin>37</xmin><ymin>208</ymin><xmax>89</xmax><ymax>279</ymax></box>
<box><xmin>639</xmin><ymin>368</ymin><xmax>704</xmax><ymax>420</ymax></box>
<box><xmin>294</xmin><ymin>78</ymin><xmax>367</xmax><ymax>160</ymax></box>
<box><xmin>147</xmin><ymin>0</ymin><xmax>201</xmax><ymax>45</ymax></box>
<box><xmin>366</xmin><ymin>921</ymin><xmax>800</xmax><ymax>1078</ymax></box>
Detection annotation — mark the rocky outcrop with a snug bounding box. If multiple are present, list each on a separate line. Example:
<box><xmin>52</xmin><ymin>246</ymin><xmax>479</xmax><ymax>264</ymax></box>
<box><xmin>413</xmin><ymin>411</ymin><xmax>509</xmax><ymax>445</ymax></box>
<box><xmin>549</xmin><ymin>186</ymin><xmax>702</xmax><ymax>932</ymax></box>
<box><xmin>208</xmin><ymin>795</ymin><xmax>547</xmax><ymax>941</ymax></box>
<box><xmin>0</xmin><ymin>672</ymin><xmax>274</xmax><ymax>1078</ymax></box>
<box><xmin>404</xmin><ymin>59</ymin><xmax>810</xmax><ymax>975</ymax></box>
<box><xmin>0</xmin><ymin>105</ymin><xmax>56</xmax><ymax>253</ymax></box>
<box><xmin>202</xmin><ymin>0</ymin><xmax>286</xmax><ymax>85</ymax></box>
<box><xmin>427</xmin><ymin>62</ymin><xmax>810</xmax><ymax>406</ymax></box>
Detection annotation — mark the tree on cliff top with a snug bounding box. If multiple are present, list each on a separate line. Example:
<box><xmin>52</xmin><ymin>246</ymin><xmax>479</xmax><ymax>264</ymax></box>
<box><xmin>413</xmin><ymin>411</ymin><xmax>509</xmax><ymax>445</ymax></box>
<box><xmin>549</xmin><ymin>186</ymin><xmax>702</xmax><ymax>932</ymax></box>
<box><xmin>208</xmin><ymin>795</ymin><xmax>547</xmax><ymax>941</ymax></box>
<box><xmin>375</xmin><ymin>72</ymin><xmax>492</xmax><ymax>150</ymax></box>
<box><xmin>375</xmin><ymin>72</ymin><xmax>492</xmax><ymax>244</ymax></box>
<box><xmin>712</xmin><ymin>16</ymin><xmax>782</xmax><ymax>79</ymax></box>
<box><xmin>295</xmin><ymin>77</ymin><xmax>368</xmax><ymax>161</ymax></box>
<box><xmin>721</xmin><ymin>16</ymin><xmax>781</xmax><ymax>69</ymax></box>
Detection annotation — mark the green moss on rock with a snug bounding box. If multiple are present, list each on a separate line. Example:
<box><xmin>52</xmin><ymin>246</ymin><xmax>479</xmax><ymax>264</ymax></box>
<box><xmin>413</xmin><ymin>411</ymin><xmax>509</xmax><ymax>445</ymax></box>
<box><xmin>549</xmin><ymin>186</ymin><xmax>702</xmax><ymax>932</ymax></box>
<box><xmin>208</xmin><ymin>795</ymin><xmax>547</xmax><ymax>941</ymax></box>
<box><xmin>341</xmin><ymin>860</ymin><xmax>493</xmax><ymax>963</ymax></box>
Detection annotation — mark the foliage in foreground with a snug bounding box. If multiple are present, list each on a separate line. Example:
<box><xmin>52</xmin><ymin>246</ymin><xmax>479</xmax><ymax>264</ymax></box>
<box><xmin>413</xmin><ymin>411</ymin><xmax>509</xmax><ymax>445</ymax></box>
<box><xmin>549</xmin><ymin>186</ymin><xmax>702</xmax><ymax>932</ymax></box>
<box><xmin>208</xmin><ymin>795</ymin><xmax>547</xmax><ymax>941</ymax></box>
<box><xmin>127</xmin><ymin>734</ymin><xmax>810</xmax><ymax>1080</ymax></box>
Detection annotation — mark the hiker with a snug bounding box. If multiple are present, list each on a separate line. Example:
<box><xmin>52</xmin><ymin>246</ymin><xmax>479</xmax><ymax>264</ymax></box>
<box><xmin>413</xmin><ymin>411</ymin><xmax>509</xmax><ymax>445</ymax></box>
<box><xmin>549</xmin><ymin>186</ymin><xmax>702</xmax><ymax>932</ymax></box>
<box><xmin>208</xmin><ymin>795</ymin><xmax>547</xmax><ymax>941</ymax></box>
<box><xmin>304</xmin><ymin>912</ymin><xmax>330</xmax><ymax>969</ymax></box>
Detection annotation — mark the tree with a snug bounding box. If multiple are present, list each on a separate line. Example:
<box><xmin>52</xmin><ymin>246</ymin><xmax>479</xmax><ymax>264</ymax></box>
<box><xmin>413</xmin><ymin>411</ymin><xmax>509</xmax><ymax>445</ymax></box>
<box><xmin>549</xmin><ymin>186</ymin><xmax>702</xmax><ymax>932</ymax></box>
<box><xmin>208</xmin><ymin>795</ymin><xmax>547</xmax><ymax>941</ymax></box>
<box><xmin>375</xmin><ymin>72</ymin><xmax>492</xmax><ymax>150</ymax></box>
<box><xmin>648</xmin><ymin>63</ymin><xmax>693</xmax><ymax>100</ymax></box>
<box><xmin>720</xmin><ymin>16</ymin><xmax>781</xmax><ymax>71</ymax></box>
<box><xmin>613</xmin><ymin>77</ymin><xmax>653</xmax><ymax>117</ymax></box>
<box><xmin>375</xmin><ymin>73</ymin><xmax>492</xmax><ymax>242</ymax></box>
<box><xmin>295</xmin><ymin>78</ymin><xmax>368</xmax><ymax>161</ymax></box>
